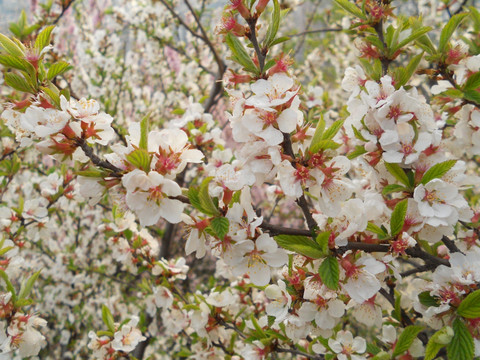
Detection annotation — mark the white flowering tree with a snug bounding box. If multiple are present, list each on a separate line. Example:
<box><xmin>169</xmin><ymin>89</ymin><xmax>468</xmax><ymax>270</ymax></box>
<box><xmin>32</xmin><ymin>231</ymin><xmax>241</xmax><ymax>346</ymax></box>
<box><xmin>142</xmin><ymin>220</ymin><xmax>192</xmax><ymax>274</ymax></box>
<box><xmin>0</xmin><ymin>0</ymin><xmax>480</xmax><ymax>359</ymax></box>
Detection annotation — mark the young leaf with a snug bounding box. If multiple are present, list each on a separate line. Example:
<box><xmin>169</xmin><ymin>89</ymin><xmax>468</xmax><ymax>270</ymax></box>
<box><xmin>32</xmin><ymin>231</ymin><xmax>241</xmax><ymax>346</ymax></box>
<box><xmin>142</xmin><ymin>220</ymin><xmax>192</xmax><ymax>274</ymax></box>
<box><xmin>382</xmin><ymin>184</ymin><xmax>407</xmax><ymax>196</ymax></box>
<box><xmin>309</xmin><ymin>116</ymin><xmax>326</xmax><ymax>149</ymax></box>
<box><xmin>264</xmin><ymin>0</ymin><xmax>280</xmax><ymax>48</ymax></box>
<box><xmin>125</xmin><ymin>149</ymin><xmax>151</xmax><ymax>172</ymax></box>
<box><xmin>333</xmin><ymin>0</ymin><xmax>366</xmax><ymax>20</ymax></box>
<box><xmin>309</xmin><ymin>139</ymin><xmax>341</xmax><ymax>153</ymax></box>
<box><xmin>101</xmin><ymin>305</ymin><xmax>116</xmax><ymax>333</ymax></box>
<box><xmin>269</xmin><ymin>36</ymin><xmax>290</xmax><ymax>47</ymax></box>
<box><xmin>425</xmin><ymin>327</ymin><xmax>454</xmax><ymax>360</ymax></box>
<box><xmin>17</xmin><ymin>270</ymin><xmax>41</xmax><ymax>300</ymax></box>
<box><xmin>47</xmin><ymin>61</ymin><xmax>71</xmax><ymax>80</ymax></box>
<box><xmin>390</xmin><ymin>199</ymin><xmax>408</xmax><ymax>236</ymax></box>
<box><xmin>225</xmin><ymin>33</ymin><xmax>258</xmax><ymax>75</ymax></box>
<box><xmin>421</xmin><ymin>160</ymin><xmax>456</xmax><ymax>185</ymax></box>
<box><xmin>34</xmin><ymin>25</ymin><xmax>55</xmax><ymax>51</ymax></box>
<box><xmin>274</xmin><ymin>235</ymin><xmax>324</xmax><ymax>259</ymax></box>
<box><xmin>463</xmin><ymin>72</ymin><xmax>480</xmax><ymax>90</ymax></box>
<box><xmin>0</xmin><ymin>269</ymin><xmax>17</xmax><ymax>302</ymax></box>
<box><xmin>315</xmin><ymin>231</ymin><xmax>330</xmax><ymax>255</ymax></box>
<box><xmin>0</xmin><ymin>54</ymin><xmax>35</xmax><ymax>74</ymax></box>
<box><xmin>0</xmin><ymin>33</ymin><xmax>24</xmax><ymax>57</ymax></box>
<box><xmin>446</xmin><ymin>318</ymin><xmax>474</xmax><ymax>360</ymax></box>
<box><xmin>318</xmin><ymin>256</ymin><xmax>339</xmax><ymax>290</ymax></box>
<box><xmin>366</xmin><ymin>222</ymin><xmax>387</xmax><ymax>236</ymax></box>
<box><xmin>211</xmin><ymin>217</ymin><xmax>229</xmax><ymax>239</ymax></box>
<box><xmin>396</xmin><ymin>52</ymin><xmax>423</xmax><ymax>87</ymax></box>
<box><xmin>418</xmin><ymin>291</ymin><xmax>439</xmax><ymax>307</ymax></box>
<box><xmin>321</xmin><ymin>119</ymin><xmax>344</xmax><ymax>140</ymax></box>
<box><xmin>198</xmin><ymin>177</ymin><xmax>220</xmax><ymax>216</ymax></box>
<box><xmin>392</xmin><ymin>325</ymin><xmax>424</xmax><ymax>357</ymax></box>
<box><xmin>347</xmin><ymin>145</ymin><xmax>367</xmax><ymax>159</ymax></box>
<box><xmin>457</xmin><ymin>289</ymin><xmax>480</xmax><ymax>318</ymax></box>
<box><xmin>139</xmin><ymin>114</ymin><xmax>150</xmax><ymax>151</ymax></box>
<box><xmin>384</xmin><ymin>162</ymin><xmax>410</xmax><ymax>187</ymax></box>
<box><xmin>464</xmin><ymin>90</ymin><xmax>480</xmax><ymax>104</ymax></box>
<box><xmin>391</xmin><ymin>27</ymin><xmax>431</xmax><ymax>54</ymax></box>
<box><xmin>438</xmin><ymin>13</ymin><xmax>469</xmax><ymax>52</ymax></box>
<box><xmin>4</xmin><ymin>73</ymin><xmax>35</xmax><ymax>93</ymax></box>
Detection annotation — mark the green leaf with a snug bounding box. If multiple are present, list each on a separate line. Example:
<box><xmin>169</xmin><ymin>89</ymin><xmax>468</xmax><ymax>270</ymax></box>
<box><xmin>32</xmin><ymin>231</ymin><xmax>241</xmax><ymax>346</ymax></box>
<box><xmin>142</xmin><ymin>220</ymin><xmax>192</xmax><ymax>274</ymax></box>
<box><xmin>310</xmin><ymin>139</ymin><xmax>341</xmax><ymax>153</ymax></box>
<box><xmin>76</xmin><ymin>168</ymin><xmax>105</xmax><ymax>177</ymax></box>
<box><xmin>382</xmin><ymin>184</ymin><xmax>407</xmax><ymax>196</ymax></box>
<box><xmin>188</xmin><ymin>188</ymin><xmax>204</xmax><ymax>212</ymax></box>
<box><xmin>391</xmin><ymin>27</ymin><xmax>431</xmax><ymax>54</ymax></box>
<box><xmin>457</xmin><ymin>289</ymin><xmax>480</xmax><ymax>318</ymax></box>
<box><xmin>439</xmin><ymin>13</ymin><xmax>469</xmax><ymax>52</ymax></box>
<box><xmin>390</xmin><ymin>199</ymin><xmax>408</xmax><ymax>236</ymax></box>
<box><xmin>315</xmin><ymin>231</ymin><xmax>330</xmax><ymax>255</ymax></box>
<box><xmin>425</xmin><ymin>327</ymin><xmax>454</xmax><ymax>360</ymax></box>
<box><xmin>366</xmin><ymin>222</ymin><xmax>387</xmax><ymax>236</ymax></box>
<box><xmin>333</xmin><ymin>0</ymin><xmax>366</xmax><ymax>20</ymax></box>
<box><xmin>421</xmin><ymin>160</ymin><xmax>456</xmax><ymax>185</ymax></box>
<box><xmin>34</xmin><ymin>25</ymin><xmax>55</xmax><ymax>51</ymax></box>
<box><xmin>264</xmin><ymin>0</ymin><xmax>280</xmax><ymax>48</ymax></box>
<box><xmin>322</xmin><ymin>119</ymin><xmax>344</xmax><ymax>140</ymax></box>
<box><xmin>0</xmin><ymin>54</ymin><xmax>35</xmax><ymax>75</ymax></box>
<box><xmin>17</xmin><ymin>270</ymin><xmax>41</xmax><ymax>300</ymax></box>
<box><xmin>125</xmin><ymin>148</ymin><xmax>151</xmax><ymax>172</ymax></box>
<box><xmin>318</xmin><ymin>256</ymin><xmax>339</xmax><ymax>290</ymax></box>
<box><xmin>198</xmin><ymin>177</ymin><xmax>220</xmax><ymax>216</ymax></box>
<box><xmin>351</xmin><ymin>125</ymin><xmax>368</xmax><ymax>142</ymax></box>
<box><xmin>464</xmin><ymin>90</ymin><xmax>480</xmax><ymax>105</ymax></box>
<box><xmin>446</xmin><ymin>318</ymin><xmax>474</xmax><ymax>360</ymax></box>
<box><xmin>396</xmin><ymin>52</ymin><xmax>423</xmax><ymax>87</ymax></box>
<box><xmin>41</xmin><ymin>86</ymin><xmax>60</xmax><ymax>108</ymax></box>
<box><xmin>211</xmin><ymin>217</ymin><xmax>229</xmax><ymax>239</ymax></box>
<box><xmin>366</xmin><ymin>343</ymin><xmax>381</xmax><ymax>355</ymax></box>
<box><xmin>274</xmin><ymin>234</ymin><xmax>324</xmax><ymax>259</ymax></box>
<box><xmin>309</xmin><ymin>116</ymin><xmax>326</xmax><ymax>149</ymax></box>
<box><xmin>392</xmin><ymin>325</ymin><xmax>424</xmax><ymax>357</ymax></box>
<box><xmin>139</xmin><ymin>114</ymin><xmax>150</xmax><ymax>151</ymax></box>
<box><xmin>101</xmin><ymin>305</ymin><xmax>116</xmax><ymax>333</ymax></box>
<box><xmin>47</xmin><ymin>61</ymin><xmax>71</xmax><ymax>80</ymax></box>
<box><xmin>225</xmin><ymin>33</ymin><xmax>258</xmax><ymax>75</ymax></box>
<box><xmin>418</xmin><ymin>291</ymin><xmax>439</xmax><ymax>307</ymax></box>
<box><xmin>0</xmin><ymin>269</ymin><xmax>16</xmax><ymax>302</ymax></box>
<box><xmin>0</xmin><ymin>33</ymin><xmax>24</xmax><ymax>57</ymax></box>
<box><xmin>384</xmin><ymin>162</ymin><xmax>410</xmax><ymax>187</ymax></box>
<box><xmin>269</xmin><ymin>36</ymin><xmax>290</xmax><ymax>47</ymax></box>
<box><xmin>347</xmin><ymin>145</ymin><xmax>367</xmax><ymax>160</ymax></box>
<box><xmin>463</xmin><ymin>72</ymin><xmax>480</xmax><ymax>90</ymax></box>
<box><xmin>4</xmin><ymin>72</ymin><xmax>35</xmax><ymax>93</ymax></box>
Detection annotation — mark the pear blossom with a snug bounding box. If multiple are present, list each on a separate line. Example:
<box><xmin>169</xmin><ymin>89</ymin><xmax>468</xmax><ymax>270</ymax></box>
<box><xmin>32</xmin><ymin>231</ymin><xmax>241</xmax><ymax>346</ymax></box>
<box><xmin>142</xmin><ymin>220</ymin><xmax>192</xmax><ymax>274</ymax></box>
<box><xmin>413</xmin><ymin>179</ymin><xmax>468</xmax><ymax>227</ymax></box>
<box><xmin>342</xmin><ymin>255</ymin><xmax>386</xmax><ymax>304</ymax></box>
<box><xmin>19</xmin><ymin>106</ymin><xmax>70</xmax><ymax>138</ymax></box>
<box><xmin>298</xmin><ymin>297</ymin><xmax>345</xmax><ymax>330</ymax></box>
<box><xmin>231</xmin><ymin>233</ymin><xmax>288</xmax><ymax>286</ymax></box>
<box><xmin>121</xmin><ymin>169</ymin><xmax>185</xmax><ymax>226</ymax></box>
<box><xmin>328</xmin><ymin>330</ymin><xmax>367</xmax><ymax>360</ymax></box>
<box><xmin>246</xmin><ymin>73</ymin><xmax>298</xmax><ymax>111</ymax></box>
<box><xmin>265</xmin><ymin>280</ymin><xmax>292</xmax><ymax>322</ymax></box>
<box><xmin>111</xmin><ymin>316</ymin><xmax>146</xmax><ymax>353</ymax></box>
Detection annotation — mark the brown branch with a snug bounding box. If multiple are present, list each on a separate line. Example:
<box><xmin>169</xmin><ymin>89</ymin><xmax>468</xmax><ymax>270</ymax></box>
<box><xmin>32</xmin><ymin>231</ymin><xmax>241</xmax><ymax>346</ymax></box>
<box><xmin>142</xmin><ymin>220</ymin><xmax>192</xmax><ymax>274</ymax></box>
<box><xmin>289</xmin><ymin>27</ymin><xmax>343</xmax><ymax>38</ymax></box>
<box><xmin>373</xmin><ymin>19</ymin><xmax>390</xmax><ymax>76</ymax></box>
<box><xmin>76</xmin><ymin>138</ymin><xmax>123</xmax><ymax>176</ymax></box>
<box><xmin>53</xmin><ymin>0</ymin><xmax>77</xmax><ymax>25</ymax></box>
<box><xmin>156</xmin><ymin>0</ymin><xmax>205</xmax><ymax>42</ymax></box>
<box><xmin>247</xmin><ymin>17</ymin><xmax>266</xmax><ymax>74</ymax></box>
<box><xmin>441</xmin><ymin>236</ymin><xmax>463</xmax><ymax>254</ymax></box>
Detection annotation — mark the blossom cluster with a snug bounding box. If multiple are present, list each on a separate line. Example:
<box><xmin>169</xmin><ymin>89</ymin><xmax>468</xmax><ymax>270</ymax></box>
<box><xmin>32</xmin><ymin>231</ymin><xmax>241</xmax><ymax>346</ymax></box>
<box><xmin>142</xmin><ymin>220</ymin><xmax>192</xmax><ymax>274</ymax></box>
<box><xmin>0</xmin><ymin>0</ymin><xmax>479</xmax><ymax>359</ymax></box>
